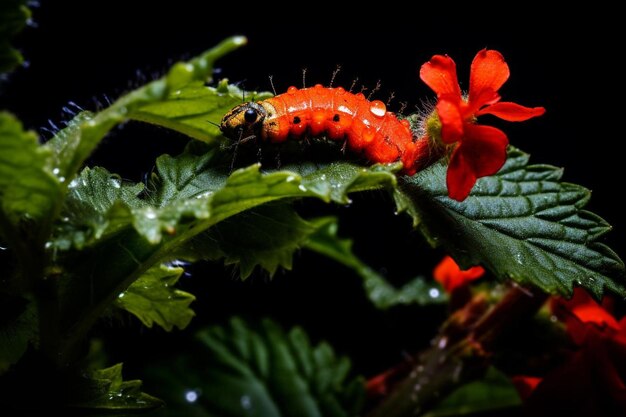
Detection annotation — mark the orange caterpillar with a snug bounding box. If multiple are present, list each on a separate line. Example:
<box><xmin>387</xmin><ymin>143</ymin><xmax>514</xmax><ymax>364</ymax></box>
<box><xmin>220</xmin><ymin>84</ymin><xmax>430</xmax><ymax>175</ymax></box>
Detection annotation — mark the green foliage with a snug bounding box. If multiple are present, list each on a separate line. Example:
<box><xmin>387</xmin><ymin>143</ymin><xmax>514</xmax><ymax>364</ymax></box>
<box><xmin>0</xmin><ymin>112</ymin><xmax>61</xmax><ymax>225</ymax></box>
<box><xmin>423</xmin><ymin>367</ymin><xmax>521</xmax><ymax>417</ymax></box>
<box><xmin>0</xmin><ymin>295</ymin><xmax>36</xmax><ymax>374</ymax></box>
<box><xmin>132</xmin><ymin>79</ymin><xmax>273</xmax><ymax>142</ymax></box>
<box><xmin>70</xmin><ymin>363</ymin><xmax>163</xmax><ymax>411</ymax></box>
<box><xmin>53</xmin><ymin>166</ymin><xmax>145</xmax><ymax>250</ymax></box>
<box><xmin>53</xmin><ymin>146</ymin><xmax>401</xmax><ymax>371</ymax></box>
<box><xmin>396</xmin><ymin>147</ymin><xmax>626</xmax><ymax>298</ymax></box>
<box><xmin>42</xmin><ymin>36</ymin><xmax>249</xmax><ymax>188</ymax></box>
<box><xmin>144</xmin><ymin>318</ymin><xmax>365</xmax><ymax>417</ymax></box>
<box><xmin>0</xmin><ymin>0</ymin><xmax>30</xmax><ymax>74</ymax></box>
<box><xmin>188</xmin><ymin>203</ymin><xmax>318</xmax><ymax>278</ymax></box>
<box><xmin>116</xmin><ymin>264</ymin><xmax>195</xmax><ymax>331</ymax></box>
<box><xmin>304</xmin><ymin>217</ymin><xmax>447</xmax><ymax>308</ymax></box>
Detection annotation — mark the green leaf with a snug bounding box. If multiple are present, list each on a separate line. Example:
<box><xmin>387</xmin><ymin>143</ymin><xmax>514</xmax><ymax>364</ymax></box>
<box><xmin>131</xmin><ymin>80</ymin><xmax>273</xmax><ymax>142</ymax></box>
<box><xmin>116</xmin><ymin>264</ymin><xmax>195</xmax><ymax>331</ymax></box>
<box><xmin>304</xmin><ymin>217</ymin><xmax>447</xmax><ymax>308</ymax></box>
<box><xmin>0</xmin><ymin>295</ymin><xmax>37</xmax><ymax>374</ymax></box>
<box><xmin>0</xmin><ymin>0</ymin><xmax>30</xmax><ymax>74</ymax></box>
<box><xmin>144</xmin><ymin>318</ymin><xmax>364</xmax><ymax>417</ymax></box>
<box><xmin>70</xmin><ymin>363</ymin><xmax>163</xmax><ymax>411</ymax></box>
<box><xmin>423</xmin><ymin>367</ymin><xmax>521</xmax><ymax>417</ymax></box>
<box><xmin>43</xmin><ymin>37</ymin><xmax>249</xmax><ymax>186</ymax></box>
<box><xmin>56</xmin><ymin>149</ymin><xmax>400</xmax><ymax>345</ymax></box>
<box><xmin>53</xmin><ymin>140</ymin><xmax>399</xmax><ymax>252</ymax></box>
<box><xmin>52</xmin><ymin>166</ymin><xmax>145</xmax><ymax>250</ymax></box>
<box><xmin>188</xmin><ymin>203</ymin><xmax>318</xmax><ymax>279</ymax></box>
<box><xmin>0</xmin><ymin>112</ymin><xmax>61</xmax><ymax>225</ymax></box>
<box><xmin>284</xmin><ymin>160</ymin><xmax>403</xmax><ymax>205</ymax></box>
<box><xmin>395</xmin><ymin>147</ymin><xmax>626</xmax><ymax>298</ymax></box>
<box><xmin>131</xmin><ymin>147</ymin><xmax>399</xmax><ymax>244</ymax></box>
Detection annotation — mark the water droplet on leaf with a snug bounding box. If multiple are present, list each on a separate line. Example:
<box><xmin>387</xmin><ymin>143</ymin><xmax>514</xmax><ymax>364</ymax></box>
<box><xmin>240</xmin><ymin>395</ymin><xmax>252</xmax><ymax>409</ymax></box>
<box><xmin>184</xmin><ymin>390</ymin><xmax>199</xmax><ymax>403</ymax></box>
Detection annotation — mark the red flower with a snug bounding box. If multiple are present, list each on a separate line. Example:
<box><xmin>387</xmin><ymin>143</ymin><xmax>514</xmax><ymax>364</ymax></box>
<box><xmin>520</xmin><ymin>289</ymin><xmax>626</xmax><ymax>416</ymax></box>
<box><xmin>552</xmin><ymin>287</ymin><xmax>620</xmax><ymax>340</ymax></box>
<box><xmin>420</xmin><ymin>50</ymin><xmax>545</xmax><ymax>201</ymax></box>
<box><xmin>433</xmin><ymin>255</ymin><xmax>484</xmax><ymax>293</ymax></box>
<box><xmin>511</xmin><ymin>375</ymin><xmax>542</xmax><ymax>400</ymax></box>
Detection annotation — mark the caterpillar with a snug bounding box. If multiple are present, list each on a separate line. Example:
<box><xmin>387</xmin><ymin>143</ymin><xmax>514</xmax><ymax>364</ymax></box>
<box><xmin>220</xmin><ymin>84</ymin><xmax>431</xmax><ymax>175</ymax></box>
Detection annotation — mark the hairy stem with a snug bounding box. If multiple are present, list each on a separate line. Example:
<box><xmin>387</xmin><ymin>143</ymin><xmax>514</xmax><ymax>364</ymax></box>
<box><xmin>367</xmin><ymin>285</ymin><xmax>547</xmax><ymax>417</ymax></box>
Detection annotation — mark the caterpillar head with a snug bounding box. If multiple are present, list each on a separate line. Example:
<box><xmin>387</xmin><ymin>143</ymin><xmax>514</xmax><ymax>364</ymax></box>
<box><xmin>220</xmin><ymin>102</ymin><xmax>267</xmax><ymax>140</ymax></box>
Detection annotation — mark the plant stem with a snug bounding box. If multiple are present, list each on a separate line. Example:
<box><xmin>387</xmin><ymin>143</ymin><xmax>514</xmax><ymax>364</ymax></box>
<box><xmin>367</xmin><ymin>285</ymin><xmax>547</xmax><ymax>417</ymax></box>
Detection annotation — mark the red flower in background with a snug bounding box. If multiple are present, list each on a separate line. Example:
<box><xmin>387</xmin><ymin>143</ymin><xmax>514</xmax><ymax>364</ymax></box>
<box><xmin>552</xmin><ymin>287</ymin><xmax>620</xmax><ymax>337</ymax></box>
<box><xmin>420</xmin><ymin>50</ymin><xmax>545</xmax><ymax>201</ymax></box>
<box><xmin>520</xmin><ymin>289</ymin><xmax>626</xmax><ymax>416</ymax></box>
<box><xmin>433</xmin><ymin>255</ymin><xmax>484</xmax><ymax>293</ymax></box>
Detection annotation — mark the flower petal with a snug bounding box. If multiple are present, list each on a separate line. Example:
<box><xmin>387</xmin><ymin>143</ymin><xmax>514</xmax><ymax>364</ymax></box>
<box><xmin>420</xmin><ymin>54</ymin><xmax>462</xmax><ymax>100</ymax></box>
<box><xmin>436</xmin><ymin>97</ymin><xmax>464</xmax><ymax>144</ymax></box>
<box><xmin>552</xmin><ymin>288</ymin><xmax>620</xmax><ymax>331</ymax></box>
<box><xmin>512</xmin><ymin>375</ymin><xmax>543</xmax><ymax>401</ymax></box>
<box><xmin>462</xmin><ymin>124</ymin><xmax>509</xmax><ymax>177</ymax></box>
<box><xmin>469</xmin><ymin>49</ymin><xmax>509</xmax><ymax>104</ymax></box>
<box><xmin>446</xmin><ymin>125</ymin><xmax>508</xmax><ymax>200</ymax></box>
<box><xmin>466</xmin><ymin>87</ymin><xmax>500</xmax><ymax>114</ymax></box>
<box><xmin>446</xmin><ymin>145</ymin><xmax>478</xmax><ymax>201</ymax></box>
<box><xmin>433</xmin><ymin>255</ymin><xmax>484</xmax><ymax>293</ymax></box>
<box><xmin>477</xmin><ymin>101</ymin><xmax>546</xmax><ymax>121</ymax></box>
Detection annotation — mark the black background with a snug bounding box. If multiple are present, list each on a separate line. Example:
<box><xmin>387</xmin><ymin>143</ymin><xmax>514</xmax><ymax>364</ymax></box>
<box><xmin>2</xmin><ymin>0</ymin><xmax>624</xmax><ymax>385</ymax></box>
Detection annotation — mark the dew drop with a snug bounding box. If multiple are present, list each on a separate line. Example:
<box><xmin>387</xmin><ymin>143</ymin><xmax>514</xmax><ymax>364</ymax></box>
<box><xmin>286</xmin><ymin>175</ymin><xmax>296</xmax><ymax>182</ymax></box>
<box><xmin>369</xmin><ymin>100</ymin><xmax>387</xmax><ymax>117</ymax></box>
<box><xmin>288</xmin><ymin>86</ymin><xmax>298</xmax><ymax>94</ymax></box>
<box><xmin>240</xmin><ymin>395</ymin><xmax>252</xmax><ymax>409</ymax></box>
<box><xmin>233</xmin><ymin>36</ymin><xmax>247</xmax><ymax>46</ymax></box>
<box><xmin>184</xmin><ymin>390</ymin><xmax>199</xmax><ymax>403</ymax></box>
<box><xmin>428</xmin><ymin>288</ymin><xmax>440</xmax><ymax>298</ymax></box>
<box><xmin>52</xmin><ymin>168</ymin><xmax>60</xmax><ymax>175</ymax></box>
<box><xmin>437</xmin><ymin>337</ymin><xmax>448</xmax><ymax>349</ymax></box>
<box><xmin>298</xmin><ymin>184</ymin><xmax>307</xmax><ymax>192</ymax></box>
